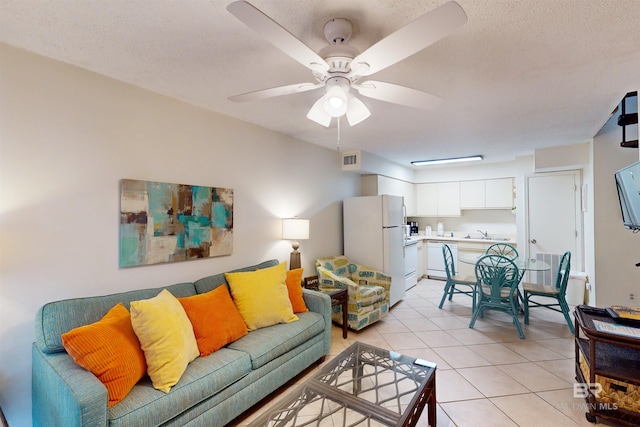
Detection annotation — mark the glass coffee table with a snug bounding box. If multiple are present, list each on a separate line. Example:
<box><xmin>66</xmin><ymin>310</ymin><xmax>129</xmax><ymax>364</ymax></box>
<box><xmin>249</xmin><ymin>341</ymin><xmax>437</xmax><ymax>427</ymax></box>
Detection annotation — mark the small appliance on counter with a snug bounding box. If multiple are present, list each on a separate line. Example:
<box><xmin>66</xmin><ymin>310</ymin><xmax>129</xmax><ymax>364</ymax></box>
<box><xmin>409</xmin><ymin>221</ymin><xmax>419</xmax><ymax>235</ymax></box>
<box><xmin>437</xmin><ymin>222</ymin><xmax>444</xmax><ymax>236</ymax></box>
<box><xmin>425</xmin><ymin>226</ymin><xmax>432</xmax><ymax>236</ymax></box>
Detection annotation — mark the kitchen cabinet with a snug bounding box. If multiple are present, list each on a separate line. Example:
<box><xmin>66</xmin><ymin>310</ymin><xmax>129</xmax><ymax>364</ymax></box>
<box><xmin>460</xmin><ymin>180</ymin><xmax>485</xmax><ymax>209</ymax></box>
<box><xmin>485</xmin><ymin>178</ymin><xmax>514</xmax><ymax>208</ymax></box>
<box><xmin>416</xmin><ymin>182</ymin><xmax>460</xmax><ymax>217</ymax></box>
<box><xmin>460</xmin><ymin>178</ymin><xmax>514</xmax><ymax>210</ymax></box>
<box><xmin>416</xmin><ymin>183</ymin><xmax>437</xmax><ymax>216</ymax></box>
<box><xmin>438</xmin><ymin>182</ymin><xmax>461</xmax><ymax>216</ymax></box>
<box><xmin>362</xmin><ymin>175</ymin><xmax>416</xmax><ymax>216</ymax></box>
<box><xmin>456</xmin><ymin>241</ymin><xmax>486</xmax><ymax>278</ymax></box>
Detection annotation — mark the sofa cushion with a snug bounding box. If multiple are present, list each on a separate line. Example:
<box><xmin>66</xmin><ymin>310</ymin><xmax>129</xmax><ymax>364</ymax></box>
<box><xmin>130</xmin><ymin>289</ymin><xmax>199</xmax><ymax>393</ymax></box>
<box><xmin>109</xmin><ymin>348</ymin><xmax>251</xmax><ymax>426</ymax></box>
<box><xmin>178</xmin><ymin>286</ymin><xmax>248</xmax><ymax>357</ymax></box>
<box><xmin>61</xmin><ymin>303</ymin><xmax>147</xmax><ymax>407</ymax></box>
<box><xmin>35</xmin><ymin>282</ymin><xmax>196</xmax><ymax>354</ymax></box>
<box><xmin>225</xmin><ymin>262</ymin><xmax>298</xmax><ymax>331</ymax></box>
<box><xmin>227</xmin><ymin>311</ymin><xmax>324</xmax><ymax>369</ymax></box>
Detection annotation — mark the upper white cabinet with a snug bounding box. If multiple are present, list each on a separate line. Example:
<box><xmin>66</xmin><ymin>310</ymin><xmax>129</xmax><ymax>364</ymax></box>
<box><xmin>460</xmin><ymin>178</ymin><xmax>513</xmax><ymax>210</ymax></box>
<box><xmin>460</xmin><ymin>180</ymin><xmax>485</xmax><ymax>209</ymax></box>
<box><xmin>361</xmin><ymin>175</ymin><xmax>417</xmax><ymax>216</ymax></box>
<box><xmin>485</xmin><ymin>178</ymin><xmax>514</xmax><ymax>208</ymax></box>
<box><xmin>363</xmin><ymin>175</ymin><xmax>513</xmax><ymax>217</ymax></box>
<box><xmin>416</xmin><ymin>182</ymin><xmax>461</xmax><ymax>216</ymax></box>
<box><xmin>416</xmin><ymin>183</ymin><xmax>438</xmax><ymax>216</ymax></box>
<box><xmin>438</xmin><ymin>182</ymin><xmax>461</xmax><ymax>216</ymax></box>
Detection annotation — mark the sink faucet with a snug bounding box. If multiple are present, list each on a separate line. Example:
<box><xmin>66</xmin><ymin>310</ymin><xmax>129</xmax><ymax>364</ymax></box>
<box><xmin>478</xmin><ymin>230</ymin><xmax>489</xmax><ymax>238</ymax></box>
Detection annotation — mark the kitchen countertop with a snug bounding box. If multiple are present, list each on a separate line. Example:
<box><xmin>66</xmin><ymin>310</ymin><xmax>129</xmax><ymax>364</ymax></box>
<box><xmin>407</xmin><ymin>235</ymin><xmax>516</xmax><ymax>244</ymax></box>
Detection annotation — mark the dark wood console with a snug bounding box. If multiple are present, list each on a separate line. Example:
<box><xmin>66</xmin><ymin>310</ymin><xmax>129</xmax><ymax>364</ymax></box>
<box><xmin>574</xmin><ymin>305</ymin><xmax>640</xmax><ymax>426</ymax></box>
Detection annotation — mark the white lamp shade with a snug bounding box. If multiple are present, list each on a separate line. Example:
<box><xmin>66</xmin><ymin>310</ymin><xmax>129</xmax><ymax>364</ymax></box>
<box><xmin>282</xmin><ymin>218</ymin><xmax>309</xmax><ymax>240</ymax></box>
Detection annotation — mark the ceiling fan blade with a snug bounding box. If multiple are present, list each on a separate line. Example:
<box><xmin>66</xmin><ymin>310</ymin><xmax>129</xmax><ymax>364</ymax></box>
<box><xmin>306</xmin><ymin>97</ymin><xmax>332</xmax><ymax>127</ymax></box>
<box><xmin>354</xmin><ymin>81</ymin><xmax>443</xmax><ymax>109</ymax></box>
<box><xmin>351</xmin><ymin>1</ymin><xmax>467</xmax><ymax>77</ymax></box>
<box><xmin>229</xmin><ymin>82</ymin><xmax>322</xmax><ymax>102</ymax></box>
<box><xmin>227</xmin><ymin>1</ymin><xmax>329</xmax><ymax>75</ymax></box>
<box><xmin>346</xmin><ymin>95</ymin><xmax>371</xmax><ymax>126</ymax></box>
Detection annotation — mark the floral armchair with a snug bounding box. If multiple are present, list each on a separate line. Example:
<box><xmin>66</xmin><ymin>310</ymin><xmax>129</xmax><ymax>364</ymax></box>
<box><xmin>315</xmin><ymin>255</ymin><xmax>391</xmax><ymax>331</ymax></box>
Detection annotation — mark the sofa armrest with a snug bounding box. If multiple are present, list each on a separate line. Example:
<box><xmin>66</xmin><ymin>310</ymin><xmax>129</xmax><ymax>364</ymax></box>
<box><xmin>32</xmin><ymin>344</ymin><xmax>108</xmax><ymax>427</ymax></box>
<box><xmin>302</xmin><ymin>289</ymin><xmax>332</xmax><ymax>354</ymax></box>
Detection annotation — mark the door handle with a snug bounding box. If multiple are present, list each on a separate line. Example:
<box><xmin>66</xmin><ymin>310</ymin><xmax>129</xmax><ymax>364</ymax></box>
<box><xmin>530</xmin><ymin>239</ymin><xmax>537</xmax><ymax>244</ymax></box>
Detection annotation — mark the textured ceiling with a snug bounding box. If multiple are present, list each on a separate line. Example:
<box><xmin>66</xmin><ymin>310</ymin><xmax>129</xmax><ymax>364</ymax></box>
<box><xmin>1</xmin><ymin>0</ymin><xmax>639</xmax><ymax>167</ymax></box>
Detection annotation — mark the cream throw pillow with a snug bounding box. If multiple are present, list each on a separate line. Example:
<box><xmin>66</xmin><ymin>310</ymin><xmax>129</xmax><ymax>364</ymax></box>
<box><xmin>225</xmin><ymin>262</ymin><xmax>298</xmax><ymax>331</ymax></box>
<box><xmin>130</xmin><ymin>289</ymin><xmax>199</xmax><ymax>393</ymax></box>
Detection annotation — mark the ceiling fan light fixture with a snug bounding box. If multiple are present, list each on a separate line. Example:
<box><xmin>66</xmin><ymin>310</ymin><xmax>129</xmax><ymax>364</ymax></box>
<box><xmin>323</xmin><ymin>84</ymin><xmax>348</xmax><ymax>117</ymax></box>
<box><xmin>411</xmin><ymin>155</ymin><xmax>483</xmax><ymax>166</ymax></box>
<box><xmin>345</xmin><ymin>94</ymin><xmax>371</xmax><ymax>126</ymax></box>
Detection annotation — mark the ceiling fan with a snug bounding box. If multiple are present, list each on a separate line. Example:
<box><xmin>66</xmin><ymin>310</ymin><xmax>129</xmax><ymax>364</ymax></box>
<box><xmin>227</xmin><ymin>1</ymin><xmax>467</xmax><ymax>127</ymax></box>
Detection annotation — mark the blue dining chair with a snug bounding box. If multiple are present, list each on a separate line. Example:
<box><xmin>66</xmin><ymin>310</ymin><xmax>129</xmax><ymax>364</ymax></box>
<box><xmin>438</xmin><ymin>244</ymin><xmax>477</xmax><ymax>312</ymax></box>
<box><xmin>522</xmin><ymin>251</ymin><xmax>574</xmax><ymax>333</ymax></box>
<box><xmin>469</xmin><ymin>254</ymin><xmax>524</xmax><ymax>339</ymax></box>
<box><xmin>485</xmin><ymin>243</ymin><xmax>519</xmax><ymax>259</ymax></box>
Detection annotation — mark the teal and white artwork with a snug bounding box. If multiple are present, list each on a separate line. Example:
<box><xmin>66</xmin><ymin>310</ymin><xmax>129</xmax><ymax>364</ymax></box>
<box><xmin>119</xmin><ymin>179</ymin><xmax>233</xmax><ymax>267</ymax></box>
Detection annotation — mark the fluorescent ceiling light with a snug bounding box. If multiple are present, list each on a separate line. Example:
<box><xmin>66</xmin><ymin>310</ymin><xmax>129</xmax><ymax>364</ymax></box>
<box><xmin>411</xmin><ymin>155</ymin><xmax>483</xmax><ymax>166</ymax></box>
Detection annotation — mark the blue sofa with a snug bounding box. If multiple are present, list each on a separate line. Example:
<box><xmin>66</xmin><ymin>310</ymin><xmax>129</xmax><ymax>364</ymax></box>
<box><xmin>32</xmin><ymin>259</ymin><xmax>332</xmax><ymax>427</ymax></box>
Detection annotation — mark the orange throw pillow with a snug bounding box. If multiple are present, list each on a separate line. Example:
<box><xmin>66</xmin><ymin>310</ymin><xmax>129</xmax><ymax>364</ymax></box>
<box><xmin>286</xmin><ymin>268</ymin><xmax>308</xmax><ymax>313</ymax></box>
<box><xmin>61</xmin><ymin>303</ymin><xmax>147</xmax><ymax>407</ymax></box>
<box><xmin>178</xmin><ymin>286</ymin><xmax>248</xmax><ymax>357</ymax></box>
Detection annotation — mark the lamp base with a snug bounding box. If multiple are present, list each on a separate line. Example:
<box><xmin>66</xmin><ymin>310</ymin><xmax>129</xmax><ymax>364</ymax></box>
<box><xmin>289</xmin><ymin>250</ymin><xmax>301</xmax><ymax>270</ymax></box>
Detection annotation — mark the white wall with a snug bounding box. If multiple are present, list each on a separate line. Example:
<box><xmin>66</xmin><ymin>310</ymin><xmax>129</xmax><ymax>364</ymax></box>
<box><xmin>591</xmin><ymin>95</ymin><xmax>640</xmax><ymax>307</ymax></box>
<box><xmin>0</xmin><ymin>44</ymin><xmax>361</xmax><ymax>426</ymax></box>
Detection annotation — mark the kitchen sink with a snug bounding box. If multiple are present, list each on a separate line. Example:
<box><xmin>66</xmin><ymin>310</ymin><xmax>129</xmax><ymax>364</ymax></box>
<box><xmin>462</xmin><ymin>236</ymin><xmax>510</xmax><ymax>241</ymax></box>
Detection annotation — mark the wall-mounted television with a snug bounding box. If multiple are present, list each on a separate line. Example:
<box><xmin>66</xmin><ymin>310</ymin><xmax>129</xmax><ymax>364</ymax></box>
<box><xmin>614</xmin><ymin>160</ymin><xmax>640</xmax><ymax>231</ymax></box>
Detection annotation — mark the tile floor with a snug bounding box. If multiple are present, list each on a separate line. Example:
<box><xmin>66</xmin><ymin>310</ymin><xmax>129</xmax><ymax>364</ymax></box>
<box><xmin>236</xmin><ymin>278</ymin><xmax>626</xmax><ymax>427</ymax></box>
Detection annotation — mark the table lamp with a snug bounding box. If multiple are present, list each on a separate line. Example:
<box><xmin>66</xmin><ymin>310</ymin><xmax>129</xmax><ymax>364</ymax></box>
<box><xmin>282</xmin><ymin>218</ymin><xmax>309</xmax><ymax>270</ymax></box>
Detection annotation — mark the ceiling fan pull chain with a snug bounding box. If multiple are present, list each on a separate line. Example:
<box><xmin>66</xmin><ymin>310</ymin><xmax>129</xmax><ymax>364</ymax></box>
<box><xmin>337</xmin><ymin>117</ymin><xmax>341</xmax><ymax>151</ymax></box>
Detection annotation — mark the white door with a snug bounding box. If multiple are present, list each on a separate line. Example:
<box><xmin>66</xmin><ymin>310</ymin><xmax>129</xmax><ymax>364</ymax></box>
<box><xmin>526</xmin><ymin>171</ymin><xmax>582</xmax><ymax>283</ymax></box>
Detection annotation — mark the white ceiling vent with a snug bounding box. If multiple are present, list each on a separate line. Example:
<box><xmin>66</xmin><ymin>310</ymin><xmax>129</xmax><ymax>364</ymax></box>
<box><xmin>341</xmin><ymin>150</ymin><xmax>361</xmax><ymax>171</ymax></box>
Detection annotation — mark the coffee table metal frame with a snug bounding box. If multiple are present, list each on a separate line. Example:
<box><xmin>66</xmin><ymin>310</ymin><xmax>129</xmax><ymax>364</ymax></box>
<box><xmin>249</xmin><ymin>341</ymin><xmax>436</xmax><ymax>427</ymax></box>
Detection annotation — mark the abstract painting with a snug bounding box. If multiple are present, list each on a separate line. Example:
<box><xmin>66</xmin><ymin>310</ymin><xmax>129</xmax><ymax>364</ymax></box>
<box><xmin>120</xmin><ymin>179</ymin><xmax>233</xmax><ymax>267</ymax></box>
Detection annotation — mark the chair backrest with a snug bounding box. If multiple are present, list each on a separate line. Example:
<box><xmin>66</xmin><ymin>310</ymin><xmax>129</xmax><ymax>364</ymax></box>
<box><xmin>475</xmin><ymin>254</ymin><xmax>520</xmax><ymax>299</ymax></box>
<box><xmin>315</xmin><ymin>255</ymin><xmax>352</xmax><ymax>278</ymax></box>
<box><xmin>442</xmin><ymin>243</ymin><xmax>457</xmax><ymax>277</ymax></box>
<box><xmin>555</xmin><ymin>251</ymin><xmax>571</xmax><ymax>292</ymax></box>
<box><xmin>486</xmin><ymin>243</ymin><xmax>519</xmax><ymax>259</ymax></box>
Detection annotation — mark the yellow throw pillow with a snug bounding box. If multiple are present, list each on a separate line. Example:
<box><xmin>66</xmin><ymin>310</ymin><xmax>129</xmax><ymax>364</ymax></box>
<box><xmin>61</xmin><ymin>303</ymin><xmax>147</xmax><ymax>407</ymax></box>
<box><xmin>130</xmin><ymin>289</ymin><xmax>199</xmax><ymax>393</ymax></box>
<box><xmin>225</xmin><ymin>262</ymin><xmax>298</xmax><ymax>331</ymax></box>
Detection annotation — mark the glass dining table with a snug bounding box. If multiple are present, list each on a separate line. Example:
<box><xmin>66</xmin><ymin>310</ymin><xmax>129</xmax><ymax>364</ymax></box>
<box><xmin>458</xmin><ymin>252</ymin><xmax>551</xmax><ymax>274</ymax></box>
<box><xmin>458</xmin><ymin>251</ymin><xmax>551</xmax><ymax>314</ymax></box>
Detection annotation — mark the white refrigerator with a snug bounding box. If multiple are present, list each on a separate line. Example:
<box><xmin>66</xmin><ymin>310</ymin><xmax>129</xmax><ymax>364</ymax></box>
<box><xmin>343</xmin><ymin>195</ymin><xmax>407</xmax><ymax>306</ymax></box>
